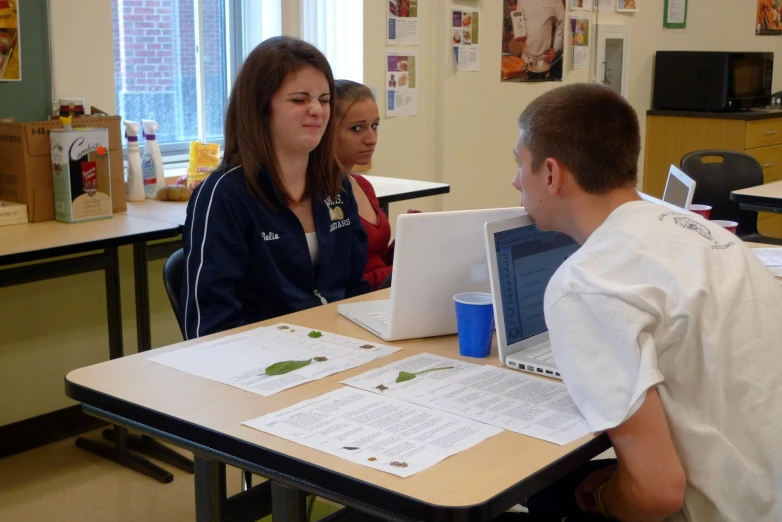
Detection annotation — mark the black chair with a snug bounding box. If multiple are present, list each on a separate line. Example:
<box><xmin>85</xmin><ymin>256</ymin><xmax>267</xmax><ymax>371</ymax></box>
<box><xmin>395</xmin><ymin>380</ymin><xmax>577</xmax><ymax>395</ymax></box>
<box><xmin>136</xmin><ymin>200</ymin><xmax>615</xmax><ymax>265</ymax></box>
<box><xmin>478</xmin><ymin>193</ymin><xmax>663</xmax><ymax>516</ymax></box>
<box><xmin>163</xmin><ymin>248</ymin><xmax>186</xmax><ymax>337</ymax></box>
<box><xmin>163</xmin><ymin>248</ymin><xmax>258</xmax><ymax>491</ymax></box>
<box><xmin>680</xmin><ymin>150</ymin><xmax>782</xmax><ymax>245</ymax></box>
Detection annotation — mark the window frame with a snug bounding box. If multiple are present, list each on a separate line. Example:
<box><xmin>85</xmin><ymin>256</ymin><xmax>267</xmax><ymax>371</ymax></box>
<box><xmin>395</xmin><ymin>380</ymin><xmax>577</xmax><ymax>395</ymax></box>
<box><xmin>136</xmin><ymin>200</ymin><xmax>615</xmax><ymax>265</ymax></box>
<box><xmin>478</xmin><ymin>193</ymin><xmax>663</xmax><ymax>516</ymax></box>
<box><xmin>115</xmin><ymin>0</ymin><xmax>281</xmax><ymax>161</ymax></box>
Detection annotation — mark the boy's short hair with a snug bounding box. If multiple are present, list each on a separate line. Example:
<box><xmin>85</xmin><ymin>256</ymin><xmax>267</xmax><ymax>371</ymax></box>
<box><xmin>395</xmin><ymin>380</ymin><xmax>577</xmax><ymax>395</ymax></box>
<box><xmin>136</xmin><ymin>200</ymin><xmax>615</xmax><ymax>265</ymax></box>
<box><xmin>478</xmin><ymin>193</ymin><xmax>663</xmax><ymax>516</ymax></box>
<box><xmin>517</xmin><ymin>83</ymin><xmax>641</xmax><ymax>194</ymax></box>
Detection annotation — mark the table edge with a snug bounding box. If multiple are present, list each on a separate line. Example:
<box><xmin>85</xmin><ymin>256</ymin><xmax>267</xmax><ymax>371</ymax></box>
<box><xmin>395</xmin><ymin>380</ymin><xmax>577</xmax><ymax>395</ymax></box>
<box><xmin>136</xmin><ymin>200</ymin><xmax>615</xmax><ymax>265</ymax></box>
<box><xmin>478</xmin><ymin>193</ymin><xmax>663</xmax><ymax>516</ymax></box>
<box><xmin>376</xmin><ymin>185</ymin><xmax>451</xmax><ymax>205</ymax></box>
<box><xmin>0</xmin><ymin>225</ymin><xmax>182</xmax><ymax>266</ymax></box>
<box><xmin>64</xmin><ymin>372</ymin><xmax>610</xmax><ymax>520</ymax></box>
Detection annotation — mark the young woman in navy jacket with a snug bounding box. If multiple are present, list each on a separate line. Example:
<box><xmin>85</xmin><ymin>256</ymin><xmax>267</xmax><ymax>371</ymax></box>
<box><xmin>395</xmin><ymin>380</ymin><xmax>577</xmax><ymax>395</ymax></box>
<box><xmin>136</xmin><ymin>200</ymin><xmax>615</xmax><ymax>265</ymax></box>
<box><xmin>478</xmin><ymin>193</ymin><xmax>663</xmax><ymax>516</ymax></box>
<box><xmin>181</xmin><ymin>37</ymin><xmax>371</xmax><ymax>339</ymax></box>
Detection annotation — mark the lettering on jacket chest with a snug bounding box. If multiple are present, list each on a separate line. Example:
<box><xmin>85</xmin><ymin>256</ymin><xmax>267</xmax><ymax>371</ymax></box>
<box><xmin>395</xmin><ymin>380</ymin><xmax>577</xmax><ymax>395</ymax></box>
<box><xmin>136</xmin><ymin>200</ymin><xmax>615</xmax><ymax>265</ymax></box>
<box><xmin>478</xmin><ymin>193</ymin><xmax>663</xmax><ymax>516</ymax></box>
<box><xmin>324</xmin><ymin>195</ymin><xmax>350</xmax><ymax>232</ymax></box>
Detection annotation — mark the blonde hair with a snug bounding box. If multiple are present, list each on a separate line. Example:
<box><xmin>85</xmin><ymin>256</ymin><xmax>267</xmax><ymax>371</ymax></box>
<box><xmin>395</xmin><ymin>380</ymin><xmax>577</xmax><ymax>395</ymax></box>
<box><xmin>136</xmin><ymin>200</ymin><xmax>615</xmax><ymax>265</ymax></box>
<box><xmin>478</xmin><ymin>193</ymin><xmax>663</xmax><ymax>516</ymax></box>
<box><xmin>334</xmin><ymin>80</ymin><xmax>375</xmax><ymax>123</ymax></box>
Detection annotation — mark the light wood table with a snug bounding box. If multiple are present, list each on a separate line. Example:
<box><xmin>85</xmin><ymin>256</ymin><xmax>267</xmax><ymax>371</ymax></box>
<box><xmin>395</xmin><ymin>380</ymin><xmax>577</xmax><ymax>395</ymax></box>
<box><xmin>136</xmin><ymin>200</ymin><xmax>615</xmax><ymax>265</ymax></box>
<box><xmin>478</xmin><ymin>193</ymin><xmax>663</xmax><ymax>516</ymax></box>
<box><xmin>161</xmin><ymin>167</ymin><xmax>450</xmax><ymax>217</ymax></box>
<box><xmin>731</xmin><ymin>180</ymin><xmax>782</xmax><ymax>214</ymax></box>
<box><xmin>125</xmin><ymin>200</ymin><xmax>188</xmax><ymax>227</ymax></box>
<box><xmin>66</xmin><ymin>289</ymin><xmax>609</xmax><ymax>521</ymax></box>
<box><xmin>365</xmin><ymin>175</ymin><xmax>450</xmax><ymax>215</ymax></box>
<box><xmin>0</xmin><ymin>213</ymin><xmax>186</xmax><ymax>482</ymax></box>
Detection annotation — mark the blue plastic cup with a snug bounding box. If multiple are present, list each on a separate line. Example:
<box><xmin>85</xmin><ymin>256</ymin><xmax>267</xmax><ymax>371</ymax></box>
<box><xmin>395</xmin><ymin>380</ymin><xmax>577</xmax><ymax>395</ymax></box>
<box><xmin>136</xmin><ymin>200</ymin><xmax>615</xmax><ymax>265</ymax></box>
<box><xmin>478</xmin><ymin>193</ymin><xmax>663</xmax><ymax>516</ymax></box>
<box><xmin>454</xmin><ymin>292</ymin><xmax>495</xmax><ymax>358</ymax></box>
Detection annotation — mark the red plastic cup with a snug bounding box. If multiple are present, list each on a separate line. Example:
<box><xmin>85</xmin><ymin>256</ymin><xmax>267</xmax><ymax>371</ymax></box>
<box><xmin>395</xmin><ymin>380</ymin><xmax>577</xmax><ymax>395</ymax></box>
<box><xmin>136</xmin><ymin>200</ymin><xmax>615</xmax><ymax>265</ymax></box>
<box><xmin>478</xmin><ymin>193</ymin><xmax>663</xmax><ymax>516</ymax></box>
<box><xmin>711</xmin><ymin>220</ymin><xmax>738</xmax><ymax>234</ymax></box>
<box><xmin>689</xmin><ymin>204</ymin><xmax>712</xmax><ymax>219</ymax></box>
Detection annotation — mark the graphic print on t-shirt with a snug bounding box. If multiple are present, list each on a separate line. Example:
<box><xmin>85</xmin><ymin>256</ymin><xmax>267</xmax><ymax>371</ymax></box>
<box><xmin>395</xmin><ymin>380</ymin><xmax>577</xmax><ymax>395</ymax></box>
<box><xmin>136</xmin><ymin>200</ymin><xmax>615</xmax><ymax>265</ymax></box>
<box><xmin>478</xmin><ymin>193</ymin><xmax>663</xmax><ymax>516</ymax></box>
<box><xmin>657</xmin><ymin>212</ymin><xmax>735</xmax><ymax>250</ymax></box>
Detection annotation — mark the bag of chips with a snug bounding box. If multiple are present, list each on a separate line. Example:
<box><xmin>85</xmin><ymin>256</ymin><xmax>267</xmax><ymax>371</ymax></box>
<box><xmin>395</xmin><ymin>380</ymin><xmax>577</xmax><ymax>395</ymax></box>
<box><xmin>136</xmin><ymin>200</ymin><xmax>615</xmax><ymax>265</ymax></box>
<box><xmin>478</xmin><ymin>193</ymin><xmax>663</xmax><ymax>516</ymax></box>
<box><xmin>186</xmin><ymin>142</ymin><xmax>220</xmax><ymax>190</ymax></box>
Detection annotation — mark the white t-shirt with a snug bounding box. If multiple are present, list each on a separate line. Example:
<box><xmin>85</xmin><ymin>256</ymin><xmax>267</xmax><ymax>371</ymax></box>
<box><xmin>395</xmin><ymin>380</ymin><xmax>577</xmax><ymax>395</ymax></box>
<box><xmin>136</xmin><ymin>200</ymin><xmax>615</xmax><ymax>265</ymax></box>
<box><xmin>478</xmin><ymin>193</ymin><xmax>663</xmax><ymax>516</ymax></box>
<box><xmin>305</xmin><ymin>232</ymin><xmax>320</xmax><ymax>266</ymax></box>
<box><xmin>544</xmin><ymin>200</ymin><xmax>782</xmax><ymax>522</ymax></box>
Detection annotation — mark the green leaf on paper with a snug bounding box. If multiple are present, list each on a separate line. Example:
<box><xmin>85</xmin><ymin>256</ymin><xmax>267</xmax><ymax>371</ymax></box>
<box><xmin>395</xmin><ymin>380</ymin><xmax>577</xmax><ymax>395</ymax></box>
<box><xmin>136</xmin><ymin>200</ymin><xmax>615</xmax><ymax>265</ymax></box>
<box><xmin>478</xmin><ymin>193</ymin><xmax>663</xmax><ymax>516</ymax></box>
<box><xmin>265</xmin><ymin>359</ymin><xmax>312</xmax><ymax>376</ymax></box>
<box><xmin>396</xmin><ymin>371</ymin><xmax>417</xmax><ymax>383</ymax></box>
<box><xmin>395</xmin><ymin>366</ymin><xmax>454</xmax><ymax>383</ymax></box>
<box><xmin>308</xmin><ymin>330</ymin><xmax>323</xmax><ymax>338</ymax></box>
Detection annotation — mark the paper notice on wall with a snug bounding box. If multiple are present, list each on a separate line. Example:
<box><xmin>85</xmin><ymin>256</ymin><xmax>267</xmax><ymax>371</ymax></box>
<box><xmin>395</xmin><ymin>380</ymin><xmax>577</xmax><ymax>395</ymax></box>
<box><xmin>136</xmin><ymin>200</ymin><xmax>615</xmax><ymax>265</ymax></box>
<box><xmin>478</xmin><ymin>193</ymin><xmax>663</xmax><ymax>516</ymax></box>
<box><xmin>596</xmin><ymin>0</ymin><xmax>613</xmax><ymax>11</ymax></box>
<box><xmin>388</xmin><ymin>0</ymin><xmax>419</xmax><ymax>45</ymax></box>
<box><xmin>570</xmin><ymin>17</ymin><xmax>589</xmax><ymax>69</ymax></box>
<box><xmin>386</xmin><ymin>51</ymin><xmax>418</xmax><ymax>117</ymax></box>
<box><xmin>452</xmin><ymin>8</ymin><xmax>480</xmax><ymax>72</ymax></box>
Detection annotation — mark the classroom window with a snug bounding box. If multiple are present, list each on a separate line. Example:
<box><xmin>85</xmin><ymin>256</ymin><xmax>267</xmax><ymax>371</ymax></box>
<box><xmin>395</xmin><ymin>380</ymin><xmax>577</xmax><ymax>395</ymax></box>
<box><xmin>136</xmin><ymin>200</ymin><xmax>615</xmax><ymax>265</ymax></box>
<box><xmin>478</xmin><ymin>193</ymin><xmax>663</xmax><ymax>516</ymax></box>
<box><xmin>111</xmin><ymin>0</ymin><xmax>281</xmax><ymax>154</ymax></box>
<box><xmin>301</xmin><ymin>0</ymin><xmax>364</xmax><ymax>83</ymax></box>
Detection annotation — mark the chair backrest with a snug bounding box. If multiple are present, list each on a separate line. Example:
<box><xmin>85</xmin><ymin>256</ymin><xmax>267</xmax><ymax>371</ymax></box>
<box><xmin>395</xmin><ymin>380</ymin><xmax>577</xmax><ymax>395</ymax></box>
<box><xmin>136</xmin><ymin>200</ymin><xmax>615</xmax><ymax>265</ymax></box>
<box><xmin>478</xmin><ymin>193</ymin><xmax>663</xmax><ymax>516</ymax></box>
<box><xmin>680</xmin><ymin>150</ymin><xmax>763</xmax><ymax>236</ymax></box>
<box><xmin>163</xmin><ymin>248</ymin><xmax>185</xmax><ymax>337</ymax></box>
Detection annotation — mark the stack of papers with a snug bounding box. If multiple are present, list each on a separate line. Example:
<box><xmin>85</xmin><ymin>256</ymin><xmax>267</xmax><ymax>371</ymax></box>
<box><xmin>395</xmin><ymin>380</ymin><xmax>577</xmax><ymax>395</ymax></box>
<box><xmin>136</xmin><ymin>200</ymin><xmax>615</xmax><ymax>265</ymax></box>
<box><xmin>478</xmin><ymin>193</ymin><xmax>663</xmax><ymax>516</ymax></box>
<box><xmin>752</xmin><ymin>248</ymin><xmax>782</xmax><ymax>279</ymax></box>
<box><xmin>243</xmin><ymin>354</ymin><xmax>591</xmax><ymax>478</ymax></box>
<box><xmin>341</xmin><ymin>354</ymin><xmax>591</xmax><ymax>446</ymax></box>
<box><xmin>149</xmin><ymin>324</ymin><xmax>400</xmax><ymax>396</ymax></box>
<box><xmin>243</xmin><ymin>387</ymin><xmax>502</xmax><ymax>478</ymax></box>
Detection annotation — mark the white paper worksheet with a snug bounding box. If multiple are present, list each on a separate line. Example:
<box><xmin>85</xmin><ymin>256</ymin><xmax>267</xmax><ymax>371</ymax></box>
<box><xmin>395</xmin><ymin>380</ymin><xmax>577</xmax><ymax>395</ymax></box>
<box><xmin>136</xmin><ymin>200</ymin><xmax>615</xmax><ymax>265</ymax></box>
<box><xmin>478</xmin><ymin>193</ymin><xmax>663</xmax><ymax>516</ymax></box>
<box><xmin>342</xmin><ymin>355</ymin><xmax>591</xmax><ymax>446</ymax></box>
<box><xmin>242</xmin><ymin>387</ymin><xmax>503</xmax><ymax>478</ymax></box>
<box><xmin>753</xmin><ymin>248</ymin><xmax>782</xmax><ymax>267</ymax></box>
<box><xmin>149</xmin><ymin>324</ymin><xmax>400</xmax><ymax>396</ymax></box>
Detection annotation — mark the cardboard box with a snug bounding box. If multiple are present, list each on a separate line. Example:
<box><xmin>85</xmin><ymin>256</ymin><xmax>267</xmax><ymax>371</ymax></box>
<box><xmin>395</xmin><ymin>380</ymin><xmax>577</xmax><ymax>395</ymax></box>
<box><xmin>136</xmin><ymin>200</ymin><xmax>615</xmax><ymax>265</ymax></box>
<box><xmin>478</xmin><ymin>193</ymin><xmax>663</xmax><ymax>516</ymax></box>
<box><xmin>51</xmin><ymin>127</ymin><xmax>113</xmax><ymax>223</ymax></box>
<box><xmin>0</xmin><ymin>107</ymin><xmax>125</xmax><ymax>222</ymax></box>
<box><xmin>0</xmin><ymin>200</ymin><xmax>28</xmax><ymax>227</ymax></box>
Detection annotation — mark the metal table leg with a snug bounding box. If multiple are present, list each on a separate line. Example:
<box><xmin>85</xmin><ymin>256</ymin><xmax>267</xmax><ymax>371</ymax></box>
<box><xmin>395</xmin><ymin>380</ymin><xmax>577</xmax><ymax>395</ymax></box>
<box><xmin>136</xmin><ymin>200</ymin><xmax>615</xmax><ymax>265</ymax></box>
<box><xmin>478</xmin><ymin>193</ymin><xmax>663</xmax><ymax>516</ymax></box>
<box><xmin>195</xmin><ymin>455</ymin><xmax>227</xmax><ymax>522</ymax></box>
<box><xmin>271</xmin><ymin>481</ymin><xmax>308</xmax><ymax>522</ymax></box>
<box><xmin>101</xmin><ymin>242</ymin><xmax>195</xmax><ymax>475</ymax></box>
<box><xmin>76</xmin><ymin>246</ymin><xmax>185</xmax><ymax>482</ymax></box>
<box><xmin>104</xmin><ymin>246</ymin><xmax>124</xmax><ymax>360</ymax></box>
<box><xmin>133</xmin><ymin>242</ymin><xmax>152</xmax><ymax>353</ymax></box>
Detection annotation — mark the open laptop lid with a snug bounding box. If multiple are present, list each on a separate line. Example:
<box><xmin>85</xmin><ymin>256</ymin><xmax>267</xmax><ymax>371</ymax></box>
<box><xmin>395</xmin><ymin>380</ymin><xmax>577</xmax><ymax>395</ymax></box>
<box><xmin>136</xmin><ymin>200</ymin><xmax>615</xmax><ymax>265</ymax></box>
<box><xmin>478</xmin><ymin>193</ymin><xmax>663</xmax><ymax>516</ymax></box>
<box><xmin>386</xmin><ymin>207</ymin><xmax>526</xmax><ymax>340</ymax></box>
<box><xmin>662</xmin><ymin>165</ymin><xmax>696</xmax><ymax>210</ymax></box>
<box><xmin>484</xmin><ymin>216</ymin><xmax>579</xmax><ymax>364</ymax></box>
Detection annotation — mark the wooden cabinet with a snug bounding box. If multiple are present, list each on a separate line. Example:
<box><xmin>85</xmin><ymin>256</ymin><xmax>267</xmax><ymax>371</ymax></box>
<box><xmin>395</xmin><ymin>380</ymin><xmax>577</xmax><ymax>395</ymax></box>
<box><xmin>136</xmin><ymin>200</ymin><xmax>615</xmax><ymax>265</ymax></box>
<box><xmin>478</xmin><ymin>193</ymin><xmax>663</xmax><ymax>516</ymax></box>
<box><xmin>643</xmin><ymin>110</ymin><xmax>782</xmax><ymax>238</ymax></box>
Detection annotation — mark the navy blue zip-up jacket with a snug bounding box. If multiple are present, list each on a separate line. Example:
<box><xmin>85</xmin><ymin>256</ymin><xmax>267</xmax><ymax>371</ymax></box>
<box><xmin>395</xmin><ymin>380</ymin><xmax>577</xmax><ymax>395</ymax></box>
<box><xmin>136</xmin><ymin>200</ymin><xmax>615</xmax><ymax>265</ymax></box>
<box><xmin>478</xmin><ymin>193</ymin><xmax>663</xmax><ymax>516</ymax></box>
<box><xmin>181</xmin><ymin>165</ymin><xmax>371</xmax><ymax>339</ymax></box>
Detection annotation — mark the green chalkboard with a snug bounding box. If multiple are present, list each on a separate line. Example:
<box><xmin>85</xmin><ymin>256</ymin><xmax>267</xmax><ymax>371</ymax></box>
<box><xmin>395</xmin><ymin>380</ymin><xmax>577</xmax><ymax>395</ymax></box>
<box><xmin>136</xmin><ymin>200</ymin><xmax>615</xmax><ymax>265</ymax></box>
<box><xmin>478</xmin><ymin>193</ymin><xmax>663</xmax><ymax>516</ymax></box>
<box><xmin>0</xmin><ymin>0</ymin><xmax>51</xmax><ymax>122</ymax></box>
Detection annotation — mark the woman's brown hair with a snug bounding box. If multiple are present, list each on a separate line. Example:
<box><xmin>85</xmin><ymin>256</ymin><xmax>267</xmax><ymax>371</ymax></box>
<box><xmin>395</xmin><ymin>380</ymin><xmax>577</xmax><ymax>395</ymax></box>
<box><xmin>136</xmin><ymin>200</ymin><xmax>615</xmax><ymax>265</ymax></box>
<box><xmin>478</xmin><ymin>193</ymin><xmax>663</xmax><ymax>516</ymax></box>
<box><xmin>334</xmin><ymin>79</ymin><xmax>375</xmax><ymax>125</ymax></box>
<box><xmin>222</xmin><ymin>36</ymin><xmax>343</xmax><ymax>207</ymax></box>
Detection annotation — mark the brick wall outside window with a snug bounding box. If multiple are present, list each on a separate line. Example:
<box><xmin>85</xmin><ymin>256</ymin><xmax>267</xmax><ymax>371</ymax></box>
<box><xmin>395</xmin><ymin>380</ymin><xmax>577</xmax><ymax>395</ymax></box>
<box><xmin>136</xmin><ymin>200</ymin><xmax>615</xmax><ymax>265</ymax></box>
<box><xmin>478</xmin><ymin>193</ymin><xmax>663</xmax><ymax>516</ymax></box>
<box><xmin>112</xmin><ymin>0</ymin><xmax>227</xmax><ymax>145</ymax></box>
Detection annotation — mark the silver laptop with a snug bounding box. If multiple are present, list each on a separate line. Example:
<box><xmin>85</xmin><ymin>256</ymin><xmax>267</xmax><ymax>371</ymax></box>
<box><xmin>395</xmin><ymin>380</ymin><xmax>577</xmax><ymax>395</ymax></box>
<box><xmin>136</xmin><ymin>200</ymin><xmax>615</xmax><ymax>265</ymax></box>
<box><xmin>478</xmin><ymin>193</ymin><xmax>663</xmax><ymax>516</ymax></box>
<box><xmin>338</xmin><ymin>207</ymin><xmax>525</xmax><ymax>341</ymax></box>
<box><xmin>662</xmin><ymin>165</ymin><xmax>696</xmax><ymax>210</ymax></box>
<box><xmin>484</xmin><ymin>216</ymin><xmax>580</xmax><ymax>380</ymax></box>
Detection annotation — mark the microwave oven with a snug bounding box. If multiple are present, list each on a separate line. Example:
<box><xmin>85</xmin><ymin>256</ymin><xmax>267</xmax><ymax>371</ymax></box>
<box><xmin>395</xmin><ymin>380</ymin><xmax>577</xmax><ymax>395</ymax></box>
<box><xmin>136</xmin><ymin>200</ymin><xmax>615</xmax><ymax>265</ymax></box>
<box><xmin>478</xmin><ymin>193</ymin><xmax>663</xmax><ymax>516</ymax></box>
<box><xmin>652</xmin><ymin>51</ymin><xmax>773</xmax><ymax>111</ymax></box>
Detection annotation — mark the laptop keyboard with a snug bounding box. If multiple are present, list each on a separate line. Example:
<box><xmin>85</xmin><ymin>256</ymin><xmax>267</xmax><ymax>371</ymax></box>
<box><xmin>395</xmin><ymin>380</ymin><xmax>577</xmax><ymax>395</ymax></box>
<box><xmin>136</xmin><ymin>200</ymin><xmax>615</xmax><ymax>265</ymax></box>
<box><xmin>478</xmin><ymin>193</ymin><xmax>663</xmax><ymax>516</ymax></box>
<box><xmin>532</xmin><ymin>349</ymin><xmax>554</xmax><ymax>363</ymax></box>
<box><xmin>367</xmin><ymin>311</ymin><xmax>390</xmax><ymax>325</ymax></box>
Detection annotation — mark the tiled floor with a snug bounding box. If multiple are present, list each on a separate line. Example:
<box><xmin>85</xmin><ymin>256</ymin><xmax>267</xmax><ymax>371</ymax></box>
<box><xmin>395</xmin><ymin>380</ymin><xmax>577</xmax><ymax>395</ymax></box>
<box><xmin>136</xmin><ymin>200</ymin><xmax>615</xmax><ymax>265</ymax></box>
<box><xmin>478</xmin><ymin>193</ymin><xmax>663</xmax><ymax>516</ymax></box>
<box><xmin>0</xmin><ymin>428</ymin><xmax>340</xmax><ymax>522</ymax></box>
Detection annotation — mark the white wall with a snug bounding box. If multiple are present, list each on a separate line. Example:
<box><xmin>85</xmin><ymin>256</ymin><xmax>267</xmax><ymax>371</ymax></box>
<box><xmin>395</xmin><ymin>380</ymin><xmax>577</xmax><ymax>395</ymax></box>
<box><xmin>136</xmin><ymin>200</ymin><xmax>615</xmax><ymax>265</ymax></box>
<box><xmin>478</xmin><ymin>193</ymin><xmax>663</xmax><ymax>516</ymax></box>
<box><xmin>365</xmin><ymin>0</ymin><xmax>782</xmax><ymax>212</ymax></box>
<box><xmin>49</xmin><ymin>0</ymin><xmax>117</xmax><ymax>113</ymax></box>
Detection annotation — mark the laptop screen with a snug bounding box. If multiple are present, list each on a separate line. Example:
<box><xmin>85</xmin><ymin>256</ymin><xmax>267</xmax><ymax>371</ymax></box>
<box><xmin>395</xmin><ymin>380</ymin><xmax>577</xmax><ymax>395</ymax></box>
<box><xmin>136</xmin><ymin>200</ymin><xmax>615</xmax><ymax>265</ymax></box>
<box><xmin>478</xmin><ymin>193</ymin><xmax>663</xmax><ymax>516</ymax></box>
<box><xmin>662</xmin><ymin>173</ymin><xmax>691</xmax><ymax>209</ymax></box>
<box><xmin>493</xmin><ymin>225</ymin><xmax>579</xmax><ymax>345</ymax></box>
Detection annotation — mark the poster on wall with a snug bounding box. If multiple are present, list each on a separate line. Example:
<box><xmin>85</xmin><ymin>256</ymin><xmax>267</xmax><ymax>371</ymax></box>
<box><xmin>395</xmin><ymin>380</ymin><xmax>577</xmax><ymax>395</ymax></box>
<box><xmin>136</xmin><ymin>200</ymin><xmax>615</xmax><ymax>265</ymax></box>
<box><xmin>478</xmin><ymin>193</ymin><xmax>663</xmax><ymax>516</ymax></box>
<box><xmin>616</xmin><ymin>0</ymin><xmax>638</xmax><ymax>12</ymax></box>
<box><xmin>756</xmin><ymin>0</ymin><xmax>782</xmax><ymax>35</ymax></box>
<box><xmin>452</xmin><ymin>7</ymin><xmax>480</xmax><ymax>72</ymax></box>
<box><xmin>596</xmin><ymin>0</ymin><xmax>613</xmax><ymax>11</ymax></box>
<box><xmin>501</xmin><ymin>0</ymin><xmax>565</xmax><ymax>83</ymax></box>
<box><xmin>663</xmin><ymin>0</ymin><xmax>687</xmax><ymax>29</ymax></box>
<box><xmin>570</xmin><ymin>17</ymin><xmax>589</xmax><ymax>69</ymax></box>
<box><xmin>388</xmin><ymin>0</ymin><xmax>419</xmax><ymax>45</ymax></box>
<box><xmin>0</xmin><ymin>0</ymin><xmax>20</xmax><ymax>81</ymax></box>
<box><xmin>385</xmin><ymin>51</ymin><xmax>417</xmax><ymax>117</ymax></box>
<box><xmin>570</xmin><ymin>0</ymin><xmax>592</xmax><ymax>11</ymax></box>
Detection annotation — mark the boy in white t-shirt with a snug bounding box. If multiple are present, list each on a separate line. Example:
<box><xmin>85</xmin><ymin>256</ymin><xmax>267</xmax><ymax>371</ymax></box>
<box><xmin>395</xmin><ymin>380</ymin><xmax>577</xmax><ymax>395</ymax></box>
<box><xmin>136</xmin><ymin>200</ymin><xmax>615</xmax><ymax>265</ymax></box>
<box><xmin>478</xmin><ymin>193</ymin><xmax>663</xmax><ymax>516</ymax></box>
<box><xmin>509</xmin><ymin>84</ymin><xmax>782</xmax><ymax>522</ymax></box>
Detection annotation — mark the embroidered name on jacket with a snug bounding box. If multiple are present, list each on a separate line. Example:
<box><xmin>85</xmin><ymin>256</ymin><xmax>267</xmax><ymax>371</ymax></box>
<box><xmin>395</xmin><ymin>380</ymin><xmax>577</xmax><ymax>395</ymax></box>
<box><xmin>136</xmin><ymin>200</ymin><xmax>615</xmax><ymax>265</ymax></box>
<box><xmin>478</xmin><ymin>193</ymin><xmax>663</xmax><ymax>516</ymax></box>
<box><xmin>262</xmin><ymin>231</ymin><xmax>279</xmax><ymax>241</ymax></box>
